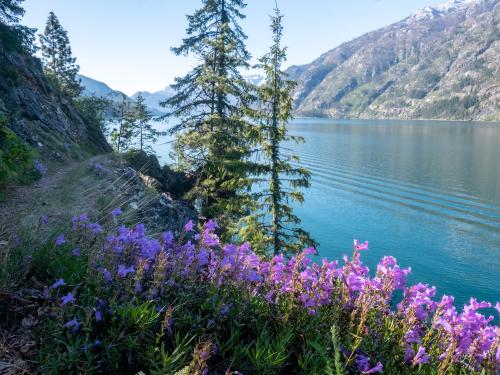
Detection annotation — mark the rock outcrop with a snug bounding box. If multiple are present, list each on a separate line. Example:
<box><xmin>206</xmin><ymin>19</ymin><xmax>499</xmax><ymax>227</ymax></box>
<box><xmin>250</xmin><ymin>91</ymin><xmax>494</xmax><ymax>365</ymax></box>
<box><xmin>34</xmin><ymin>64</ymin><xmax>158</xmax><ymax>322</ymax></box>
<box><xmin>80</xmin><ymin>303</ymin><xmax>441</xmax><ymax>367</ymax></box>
<box><xmin>122</xmin><ymin>149</ymin><xmax>194</xmax><ymax>199</ymax></box>
<box><xmin>98</xmin><ymin>158</ymin><xmax>196</xmax><ymax>234</ymax></box>
<box><xmin>0</xmin><ymin>22</ymin><xmax>111</xmax><ymax>162</ymax></box>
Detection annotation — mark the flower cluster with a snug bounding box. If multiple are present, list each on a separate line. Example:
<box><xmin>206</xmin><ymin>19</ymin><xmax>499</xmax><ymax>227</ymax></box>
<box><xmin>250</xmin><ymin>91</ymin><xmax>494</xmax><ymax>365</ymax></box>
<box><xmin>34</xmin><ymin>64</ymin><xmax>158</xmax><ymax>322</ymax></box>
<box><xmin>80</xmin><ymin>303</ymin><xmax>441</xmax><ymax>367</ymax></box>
<box><xmin>49</xmin><ymin>216</ymin><xmax>500</xmax><ymax>373</ymax></box>
<box><xmin>71</xmin><ymin>213</ymin><xmax>102</xmax><ymax>235</ymax></box>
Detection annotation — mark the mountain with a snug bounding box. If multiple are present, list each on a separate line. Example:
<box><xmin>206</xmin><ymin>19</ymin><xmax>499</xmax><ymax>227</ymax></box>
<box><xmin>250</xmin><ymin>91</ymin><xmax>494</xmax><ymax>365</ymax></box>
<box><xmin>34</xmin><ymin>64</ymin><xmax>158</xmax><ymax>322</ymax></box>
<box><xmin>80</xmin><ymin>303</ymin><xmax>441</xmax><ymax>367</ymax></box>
<box><xmin>79</xmin><ymin>75</ymin><xmax>173</xmax><ymax>116</ymax></box>
<box><xmin>78</xmin><ymin>74</ymin><xmax>128</xmax><ymax>104</ymax></box>
<box><xmin>130</xmin><ymin>74</ymin><xmax>265</xmax><ymax>115</ymax></box>
<box><xmin>80</xmin><ymin>73</ymin><xmax>264</xmax><ymax>117</ymax></box>
<box><xmin>287</xmin><ymin>0</ymin><xmax>500</xmax><ymax>121</ymax></box>
<box><xmin>131</xmin><ymin>86</ymin><xmax>174</xmax><ymax>116</ymax></box>
<box><xmin>245</xmin><ymin>73</ymin><xmax>266</xmax><ymax>86</ymax></box>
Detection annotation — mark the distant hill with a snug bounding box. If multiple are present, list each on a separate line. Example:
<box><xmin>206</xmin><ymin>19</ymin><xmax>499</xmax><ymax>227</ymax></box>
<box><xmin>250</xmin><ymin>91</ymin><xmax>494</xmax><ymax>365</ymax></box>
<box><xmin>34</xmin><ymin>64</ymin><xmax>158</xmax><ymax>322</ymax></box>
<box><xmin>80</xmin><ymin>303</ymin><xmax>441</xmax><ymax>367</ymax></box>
<box><xmin>78</xmin><ymin>74</ymin><xmax>128</xmax><ymax>104</ymax></box>
<box><xmin>80</xmin><ymin>74</ymin><xmax>265</xmax><ymax>117</ymax></box>
<box><xmin>287</xmin><ymin>0</ymin><xmax>500</xmax><ymax>121</ymax></box>
<box><xmin>131</xmin><ymin>87</ymin><xmax>175</xmax><ymax>116</ymax></box>
<box><xmin>79</xmin><ymin>75</ymin><xmax>174</xmax><ymax>116</ymax></box>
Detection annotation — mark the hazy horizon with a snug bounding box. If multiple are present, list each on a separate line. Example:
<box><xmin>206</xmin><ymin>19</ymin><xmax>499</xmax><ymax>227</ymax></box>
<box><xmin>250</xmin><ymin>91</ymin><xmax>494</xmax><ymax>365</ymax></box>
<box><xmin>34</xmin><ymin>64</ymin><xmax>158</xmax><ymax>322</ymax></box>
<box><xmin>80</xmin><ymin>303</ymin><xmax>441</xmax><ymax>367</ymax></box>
<box><xmin>23</xmin><ymin>0</ymin><xmax>445</xmax><ymax>96</ymax></box>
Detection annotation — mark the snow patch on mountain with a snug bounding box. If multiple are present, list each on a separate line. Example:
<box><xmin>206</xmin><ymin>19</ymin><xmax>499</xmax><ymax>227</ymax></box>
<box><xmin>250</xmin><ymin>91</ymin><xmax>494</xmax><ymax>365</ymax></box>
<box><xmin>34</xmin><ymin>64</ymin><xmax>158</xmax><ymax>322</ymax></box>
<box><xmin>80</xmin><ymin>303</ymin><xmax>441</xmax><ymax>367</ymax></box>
<box><xmin>409</xmin><ymin>0</ymin><xmax>480</xmax><ymax>21</ymax></box>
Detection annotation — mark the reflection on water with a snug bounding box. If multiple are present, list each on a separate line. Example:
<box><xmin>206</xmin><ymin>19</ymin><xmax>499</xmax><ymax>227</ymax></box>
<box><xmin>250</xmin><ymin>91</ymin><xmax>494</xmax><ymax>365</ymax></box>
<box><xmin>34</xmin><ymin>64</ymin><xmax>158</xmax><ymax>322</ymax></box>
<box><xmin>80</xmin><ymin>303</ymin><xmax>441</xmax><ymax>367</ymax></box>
<box><xmin>155</xmin><ymin>118</ymin><xmax>500</xmax><ymax>308</ymax></box>
<box><xmin>287</xmin><ymin>119</ymin><xmax>500</xmax><ymax>308</ymax></box>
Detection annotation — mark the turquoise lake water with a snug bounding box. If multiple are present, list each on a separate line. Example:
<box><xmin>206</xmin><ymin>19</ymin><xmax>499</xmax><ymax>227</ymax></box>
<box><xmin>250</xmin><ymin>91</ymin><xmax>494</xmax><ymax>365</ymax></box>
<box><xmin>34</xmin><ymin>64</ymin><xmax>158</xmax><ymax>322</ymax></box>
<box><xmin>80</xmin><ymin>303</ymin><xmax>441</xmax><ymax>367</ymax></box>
<box><xmin>156</xmin><ymin>118</ymin><xmax>500</xmax><ymax>309</ymax></box>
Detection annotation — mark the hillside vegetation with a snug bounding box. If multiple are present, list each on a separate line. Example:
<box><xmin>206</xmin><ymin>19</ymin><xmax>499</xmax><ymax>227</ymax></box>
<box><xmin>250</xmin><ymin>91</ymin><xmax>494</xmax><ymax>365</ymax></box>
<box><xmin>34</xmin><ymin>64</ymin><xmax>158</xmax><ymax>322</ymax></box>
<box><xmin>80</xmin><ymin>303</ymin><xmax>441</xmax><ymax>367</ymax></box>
<box><xmin>288</xmin><ymin>0</ymin><xmax>500</xmax><ymax>121</ymax></box>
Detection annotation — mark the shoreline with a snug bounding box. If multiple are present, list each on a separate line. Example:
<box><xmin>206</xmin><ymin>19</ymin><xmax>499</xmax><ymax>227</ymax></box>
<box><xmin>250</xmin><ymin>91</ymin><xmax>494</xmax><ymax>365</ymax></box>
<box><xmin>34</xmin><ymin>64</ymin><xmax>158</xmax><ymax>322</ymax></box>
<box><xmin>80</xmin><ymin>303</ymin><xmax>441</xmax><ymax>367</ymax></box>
<box><xmin>293</xmin><ymin>116</ymin><xmax>500</xmax><ymax>125</ymax></box>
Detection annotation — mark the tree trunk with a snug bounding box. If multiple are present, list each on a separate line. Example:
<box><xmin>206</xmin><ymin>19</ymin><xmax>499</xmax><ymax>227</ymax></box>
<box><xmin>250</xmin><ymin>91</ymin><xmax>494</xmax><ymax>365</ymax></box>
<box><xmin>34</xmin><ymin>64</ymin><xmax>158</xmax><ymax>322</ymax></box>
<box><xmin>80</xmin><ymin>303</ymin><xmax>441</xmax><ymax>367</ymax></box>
<box><xmin>271</xmin><ymin>47</ymin><xmax>281</xmax><ymax>256</ymax></box>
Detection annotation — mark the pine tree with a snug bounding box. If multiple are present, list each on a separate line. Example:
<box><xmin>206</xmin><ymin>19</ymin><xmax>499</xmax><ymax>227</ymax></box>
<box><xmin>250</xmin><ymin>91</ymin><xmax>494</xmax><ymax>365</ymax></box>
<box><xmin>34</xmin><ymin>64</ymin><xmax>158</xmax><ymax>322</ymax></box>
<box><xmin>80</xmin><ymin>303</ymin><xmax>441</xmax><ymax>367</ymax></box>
<box><xmin>110</xmin><ymin>95</ymin><xmax>134</xmax><ymax>152</ymax></box>
<box><xmin>131</xmin><ymin>94</ymin><xmax>159</xmax><ymax>153</ymax></box>
<box><xmin>39</xmin><ymin>12</ymin><xmax>82</xmax><ymax>97</ymax></box>
<box><xmin>161</xmin><ymin>0</ymin><xmax>257</xmax><ymax>228</ymax></box>
<box><xmin>241</xmin><ymin>6</ymin><xmax>316</xmax><ymax>256</ymax></box>
<box><xmin>74</xmin><ymin>95</ymin><xmax>112</xmax><ymax>136</ymax></box>
<box><xmin>0</xmin><ymin>0</ymin><xmax>35</xmax><ymax>53</ymax></box>
<box><xmin>0</xmin><ymin>0</ymin><xmax>24</xmax><ymax>24</ymax></box>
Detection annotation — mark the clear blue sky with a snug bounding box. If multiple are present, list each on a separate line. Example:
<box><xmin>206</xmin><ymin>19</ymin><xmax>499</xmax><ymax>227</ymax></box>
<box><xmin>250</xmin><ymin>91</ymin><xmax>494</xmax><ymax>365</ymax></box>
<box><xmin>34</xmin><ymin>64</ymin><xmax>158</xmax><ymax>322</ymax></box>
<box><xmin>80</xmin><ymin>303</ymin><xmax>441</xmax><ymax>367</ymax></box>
<box><xmin>22</xmin><ymin>0</ymin><xmax>444</xmax><ymax>96</ymax></box>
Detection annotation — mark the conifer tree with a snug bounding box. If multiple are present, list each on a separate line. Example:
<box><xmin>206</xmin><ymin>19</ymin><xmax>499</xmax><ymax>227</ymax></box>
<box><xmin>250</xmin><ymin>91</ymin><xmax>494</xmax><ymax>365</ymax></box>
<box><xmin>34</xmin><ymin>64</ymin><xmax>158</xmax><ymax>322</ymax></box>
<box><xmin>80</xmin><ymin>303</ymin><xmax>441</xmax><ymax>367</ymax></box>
<box><xmin>39</xmin><ymin>12</ymin><xmax>82</xmax><ymax>97</ymax></box>
<box><xmin>241</xmin><ymin>6</ymin><xmax>316</xmax><ymax>256</ymax></box>
<box><xmin>0</xmin><ymin>0</ymin><xmax>35</xmax><ymax>53</ymax></box>
<box><xmin>110</xmin><ymin>95</ymin><xmax>134</xmax><ymax>152</ymax></box>
<box><xmin>161</xmin><ymin>0</ymin><xmax>256</xmax><ymax>228</ymax></box>
<box><xmin>0</xmin><ymin>0</ymin><xmax>24</xmax><ymax>24</ymax></box>
<box><xmin>131</xmin><ymin>94</ymin><xmax>158</xmax><ymax>153</ymax></box>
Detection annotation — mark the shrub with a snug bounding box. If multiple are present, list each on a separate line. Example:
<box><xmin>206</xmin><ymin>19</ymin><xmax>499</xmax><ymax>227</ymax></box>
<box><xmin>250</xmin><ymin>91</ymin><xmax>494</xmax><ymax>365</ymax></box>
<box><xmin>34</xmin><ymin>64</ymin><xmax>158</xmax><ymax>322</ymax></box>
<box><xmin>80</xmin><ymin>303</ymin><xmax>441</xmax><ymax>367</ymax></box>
<box><xmin>0</xmin><ymin>111</ymin><xmax>40</xmax><ymax>197</ymax></box>
<box><xmin>17</xmin><ymin>212</ymin><xmax>499</xmax><ymax>374</ymax></box>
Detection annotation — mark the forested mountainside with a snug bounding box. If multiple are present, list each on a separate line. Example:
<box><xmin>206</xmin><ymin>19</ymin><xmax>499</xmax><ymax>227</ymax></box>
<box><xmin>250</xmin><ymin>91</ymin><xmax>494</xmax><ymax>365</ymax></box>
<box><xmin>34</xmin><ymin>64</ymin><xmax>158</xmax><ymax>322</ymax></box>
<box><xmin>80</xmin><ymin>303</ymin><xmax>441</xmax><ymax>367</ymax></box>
<box><xmin>288</xmin><ymin>0</ymin><xmax>500</xmax><ymax>121</ymax></box>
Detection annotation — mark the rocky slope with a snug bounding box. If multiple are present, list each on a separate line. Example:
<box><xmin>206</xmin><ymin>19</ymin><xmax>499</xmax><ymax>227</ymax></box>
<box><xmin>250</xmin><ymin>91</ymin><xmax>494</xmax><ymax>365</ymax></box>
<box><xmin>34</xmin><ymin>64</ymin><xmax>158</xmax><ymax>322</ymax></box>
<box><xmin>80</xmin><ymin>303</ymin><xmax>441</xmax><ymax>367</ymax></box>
<box><xmin>288</xmin><ymin>0</ymin><xmax>500</xmax><ymax>121</ymax></box>
<box><xmin>0</xmin><ymin>24</ymin><xmax>111</xmax><ymax>162</ymax></box>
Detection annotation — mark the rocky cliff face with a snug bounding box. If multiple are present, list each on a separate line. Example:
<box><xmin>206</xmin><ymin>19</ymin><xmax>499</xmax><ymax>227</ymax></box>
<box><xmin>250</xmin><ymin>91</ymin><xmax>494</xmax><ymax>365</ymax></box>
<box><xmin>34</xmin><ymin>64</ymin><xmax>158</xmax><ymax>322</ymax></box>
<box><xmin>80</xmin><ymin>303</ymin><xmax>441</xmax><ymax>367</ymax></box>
<box><xmin>0</xmin><ymin>23</ymin><xmax>110</xmax><ymax>162</ymax></box>
<box><xmin>288</xmin><ymin>0</ymin><xmax>500</xmax><ymax>121</ymax></box>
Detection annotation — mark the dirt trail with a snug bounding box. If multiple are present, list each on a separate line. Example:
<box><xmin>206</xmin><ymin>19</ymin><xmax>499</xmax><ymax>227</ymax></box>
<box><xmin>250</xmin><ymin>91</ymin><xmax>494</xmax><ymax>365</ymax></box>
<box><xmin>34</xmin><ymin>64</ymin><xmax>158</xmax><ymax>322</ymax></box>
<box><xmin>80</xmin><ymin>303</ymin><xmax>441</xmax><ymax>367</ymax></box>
<box><xmin>0</xmin><ymin>155</ymin><xmax>108</xmax><ymax>245</ymax></box>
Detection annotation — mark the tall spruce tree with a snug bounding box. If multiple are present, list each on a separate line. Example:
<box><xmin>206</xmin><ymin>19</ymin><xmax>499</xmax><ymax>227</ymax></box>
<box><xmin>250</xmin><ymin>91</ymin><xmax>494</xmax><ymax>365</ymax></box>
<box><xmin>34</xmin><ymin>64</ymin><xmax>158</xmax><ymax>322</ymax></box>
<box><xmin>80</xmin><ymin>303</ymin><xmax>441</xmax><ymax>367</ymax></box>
<box><xmin>110</xmin><ymin>95</ymin><xmax>134</xmax><ymax>152</ymax></box>
<box><xmin>39</xmin><ymin>12</ymin><xmax>82</xmax><ymax>97</ymax></box>
<box><xmin>240</xmin><ymin>6</ymin><xmax>316</xmax><ymax>256</ymax></box>
<box><xmin>161</xmin><ymin>0</ymin><xmax>256</xmax><ymax>229</ymax></box>
<box><xmin>131</xmin><ymin>94</ymin><xmax>159</xmax><ymax>153</ymax></box>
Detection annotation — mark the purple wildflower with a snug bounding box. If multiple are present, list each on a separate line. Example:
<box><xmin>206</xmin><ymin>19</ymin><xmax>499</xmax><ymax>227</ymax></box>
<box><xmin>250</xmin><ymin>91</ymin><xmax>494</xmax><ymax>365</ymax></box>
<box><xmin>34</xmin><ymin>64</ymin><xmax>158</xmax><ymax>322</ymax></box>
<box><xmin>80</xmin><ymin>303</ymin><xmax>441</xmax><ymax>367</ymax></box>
<box><xmin>183</xmin><ymin>220</ymin><xmax>194</xmax><ymax>232</ymax></box>
<box><xmin>404</xmin><ymin>329</ymin><xmax>422</xmax><ymax>344</ymax></box>
<box><xmin>61</xmin><ymin>292</ymin><xmax>75</xmax><ymax>305</ymax></box>
<box><xmin>72</xmin><ymin>213</ymin><xmax>90</xmax><ymax>230</ymax></box>
<box><xmin>198</xmin><ymin>248</ymin><xmax>210</xmax><ymax>267</ymax></box>
<box><xmin>134</xmin><ymin>282</ymin><xmax>142</xmax><ymax>293</ymax></box>
<box><xmin>86</xmin><ymin>222</ymin><xmax>102</xmax><ymax>235</ymax></box>
<box><xmin>405</xmin><ymin>345</ymin><xmax>414</xmax><ymax>362</ymax></box>
<box><xmin>362</xmin><ymin>362</ymin><xmax>383</xmax><ymax>374</ymax></box>
<box><xmin>111</xmin><ymin>207</ymin><xmax>122</xmax><ymax>216</ymax></box>
<box><xmin>71</xmin><ymin>248</ymin><xmax>81</xmax><ymax>257</ymax></box>
<box><xmin>50</xmin><ymin>279</ymin><xmax>65</xmax><ymax>289</ymax></box>
<box><xmin>161</xmin><ymin>231</ymin><xmax>174</xmax><ymax>245</ymax></box>
<box><xmin>117</xmin><ymin>264</ymin><xmax>135</xmax><ymax>278</ymax></box>
<box><xmin>39</xmin><ymin>215</ymin><xmax>49</xmax><ymax>226</ymax></box>
<box><xmin>356</xmin><ymin>356</ymin><xmax>383</xmax><ymax>374</ymax></box>
<box><xmin>63</xmin><ymin>318</ymin><xmax>80</xmax><ymax>333</ymax></box>
<box><xmin>302</xmin><ymin>247</ymin><xmax>317</xmax><ymax>256</ymax></box>
<box><xmin>101</xmin><ymin>268</ymin><xmax>112</xmax><ymax>282</ymax></box>
<box><xmin>95</xmin><ymin>310</ymin><xmax>102</xmax><ymax>322</ymax></box>
<box><xmin>203</xmin><ymin>219</ymin><xmax>218</xmax><ymax>232</ymax></box>
<box><xmin>55</xmin><ymin>234</ymin><xmax>66</xmax><ymax>246</ymax></box>
<box><xmin>354</xmin><ymin>239</ymin><xmax>369</xmax><ymax>251</ymax></box>
<box><xmin>412</xmin><ymin>346</ymin><xmax>430</xmax><ymax>366</ymax></box>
